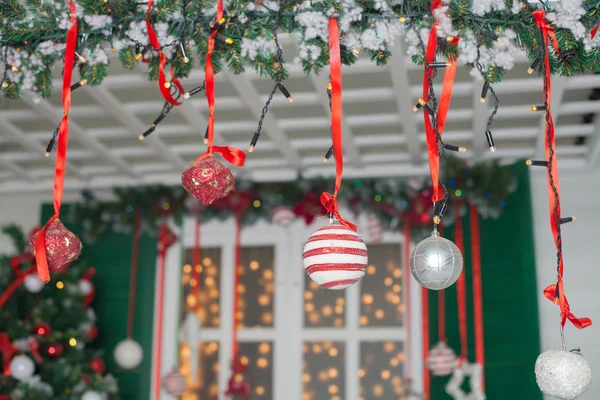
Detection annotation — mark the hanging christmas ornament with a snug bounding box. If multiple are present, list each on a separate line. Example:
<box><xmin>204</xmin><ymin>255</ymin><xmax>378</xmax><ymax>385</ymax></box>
<box><xmin>410</xmin><ymin>229</ymin><xmax>463</xmax><ymax>290</ymax></box>
<box><xmin>9</xmin><ymin>354</ymin><xmax>35</xmax><ymax>382</ymax></box>
<box><xmin>271</xmin><ymin>206</ymin><xmax>295</xmax><ymax>227</ymax></box>
<box><xmin>29</xmin><ymin>219</ymin><xmax>81</xmax><ymax>274</ymax></box>
<box><xmin>32</xmin><ymin>322</ymin><xmax>52</xmax><ymax>338</ymax></box>
<box><xmin>81</xmin><ymin>390</ymin><xmax>103</xmax><ymax>400</ymax></box>
<box><xmin>535</xmin><ymin>349</ymin><xmax>592</xmax><ymax>400</ymax></box>
<box><xmin>114</xmin><ymin>338</ymin><xmax>143</xmax><ymax>369</ymax></box>
<box><xmin>162</xmin><ymin>367</ymin><xmax>187</xmax><ymax>397</ymax></box>
<box><xmin>89</xmin><ymin>357</ymin><xmax>106</xmax><ymax>374</ymax></box>
<box><xmin>367</xmin><ymin>214</ymin><xmax>384</xmax><ymax>244</ymax></box>
<box><xmin>182</xmin><ymin>154</ymin><xmax>236</xmax><ymax>206</ymax></box>
<box><xmin>446</xmin><ymin>361</ymin><xmax>485</xmax><ymax>400</ymax></box>
<box><xmin>427</xmin><ymin>341</ymin><xmax>458</xmax><ymax>377</ymax></box>
<box><xmin>225</xmin><ymin>359</ymin><xmax>251</xmax><ymax>399</ymax></box>
<box><xmin>23</xmin><ymin>273</ymin><xmax>44</xmax><ymax>293</ymax></box>
<box><xmin>303</xmin><ymin>223</ymin><xmax>368</xmax><ymax>290</ymax></box>
<box><xmin>46</xmin><ymin>342</ymin><xmax>63</xmax><ymax>358</ymax></box>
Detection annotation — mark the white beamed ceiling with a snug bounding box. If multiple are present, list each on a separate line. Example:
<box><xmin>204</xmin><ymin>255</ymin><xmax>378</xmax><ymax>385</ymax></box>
<box><xmin>1</xmin><ymin>37</ymin><xmax>599</xmax><ymax>193</ymax></box>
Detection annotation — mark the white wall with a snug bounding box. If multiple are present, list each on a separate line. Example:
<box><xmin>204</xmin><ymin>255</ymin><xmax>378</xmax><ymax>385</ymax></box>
<box><xmin>531</xmin><ymin>168</ymin><xmax>600</xmax><ymax>399</ymax></box>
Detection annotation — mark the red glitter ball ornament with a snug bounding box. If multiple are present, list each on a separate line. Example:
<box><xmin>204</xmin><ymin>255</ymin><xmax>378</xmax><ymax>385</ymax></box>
<box><xmin>29</xmin><ymin>219</ymin><xmax>81</xmax><ymax>273</ymax></box>
<box><xmin>181</xmin><ymin>154</ymin><xmax>235</xmax><ymax>206</ymax></box>
<box><xmin>86</xmin><ymin>325</ymin><xmax>98</xmax><ymax>341</ymax></box>
<box><xmin>33</xmin><ymin>322</ymin><xmax>52</xmax><ymax>338</ymax></box>
<box><xmin>89</xmin><ymin>357</ymin><xmax>106</xmax><ymax>374</ymax></box>
<box><xmin>47</xmin><ymin>342</ymin><xmax>64</xmax><ymax>358</ymax></box>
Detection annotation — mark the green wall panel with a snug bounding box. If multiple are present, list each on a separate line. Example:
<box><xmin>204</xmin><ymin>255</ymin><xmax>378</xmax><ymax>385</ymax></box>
<box><xmin>41</xmin><ymin>204</ymin><xmax>157</xmax><ymax>400</ymax></box>
<box><xmin>428</xmin><ymin>163</ymin><xmax>541</xmax><ymax>399</ymax></box>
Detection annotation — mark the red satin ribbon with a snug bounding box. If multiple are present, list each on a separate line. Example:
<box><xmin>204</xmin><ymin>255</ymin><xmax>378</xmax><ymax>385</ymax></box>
<box><xmin>422</xmin><ymin>286</ymin><xmax>430</xmax><ymax>399</ymax></box>
<box><xmin>454</xmin><ymin>209</ymin><xmax>468</xmax><ymax>359</ymax></box>
<box><xmin>28</xmin><ymin>337</ymin><xmax>43</xmax><ymax>364</ymax></box>
<box><xmin>470</xmin><ymin>205</ymin><xmax>485</xmax><ymax>388</ymax></box>
<box><xmin>320</xmin><ymin>18</ymin><xmax>356</xmax><ymax>231</ymax></box>
<box><xmin>192</xmin><ymin>214</ymin><xmax>201</xmax><ymax>312</ymax></box>
<box><xmin>422</xmin><ymin>22</ymin><xmax>457</xmax><ymax>203</ymax></box>
<box><xmin>232</xmin><ymin>211</ymin><xmax>242</xmax><ymax>361</ymax></box>
<box><xmin>533</xmin><ymin>10</ymin><xmax>590</xmax><ymax>329</ymax></box>
<box><xmin>0</xmin><ymin>254</ymin><xmax>36</xmax><ymax>308</ymax></box>
<box><xmin>0</xmin><ymin>333</ymin><xmax>18</xmax><ymax>375</ymax></box>
<box><xmin>146</xmin><ymin>0</ymin><xmax>184</xmax><ymax>105</ymax></box>
<box><xmin>543</xmin><ymin>284</ymin><xmax>592</xmax><ymax>329</ymax></box>
<box><xmin>153</xmin><ymin>223</ymin><xmax>169</xmax><ymax>400</ymax></box>
<box><xmin>402</xmin><ymin>220</ymin><xmax>412</xmax><ymax>377</ymax></box>
<box><xmin>127</xmin><ymin>211</ymin><xmax>141</xmax><ymax>338</ymax></box>
<box><xmin>35</xmin><ymin>0</ymin><xmax>78</xmax><ymax>283</ymax></box>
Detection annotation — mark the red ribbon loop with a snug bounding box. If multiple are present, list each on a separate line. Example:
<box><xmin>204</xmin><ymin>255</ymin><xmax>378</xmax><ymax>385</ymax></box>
<box><xmin>532</xmin><ymin>11</ymin><xmax>561</xmax><ymax>57</ymax></box>
<box><xmin>211</xmin><ymin>146</ymin><xmax>246</xmax><ymax>167</ymax></box>
<box><xmin>320</xmin><ymin>193</ymin><xmax>357</xmax><ymax>232</ymax></box>
<box><xmin>28</xmin><ymin>337</ymin><xmax>43</xmax><ymax>364</ymax></box>
<box><xmin>0</xmin><ymin>261</ymin><xmax>37</xmax><ymax>309</ymax></box>
<box><xmin>146</xmin><ymin>0</ymin><xmax>184</xmax><ymax>105</ymax></box>
<box><xmin>35</xmin><ymin>0</ymin><xmax>78</xmax><ymax>283</ymax></box>
<box><xmin>544</xmin><ymin>284</ymin><xmax>592</xmax><ymax>329</ymax></box>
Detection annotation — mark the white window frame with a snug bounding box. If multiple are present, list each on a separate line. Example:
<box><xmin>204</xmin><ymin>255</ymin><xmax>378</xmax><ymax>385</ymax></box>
<box><xmin>152</xmin><ymin>213</ymin><xmax>423</xmax><ymax>400</ymax></box>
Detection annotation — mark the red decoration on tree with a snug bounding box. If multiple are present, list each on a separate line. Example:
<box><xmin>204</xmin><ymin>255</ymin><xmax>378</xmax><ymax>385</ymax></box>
<box><xmin>0</xmin><ymin>333</ymin><xmax>18</xmax><ymax>375</ymax></box>
<box><xmin>33</xmin><ymin>322</ymin><xmax>52</xmax><ymax>338</ymax></box>
<box><xmin>28</xmin><ymin>337</ymin><xmax>43</xmax><ymax>364</ymax></box>
<box><xmin>29</xmin><ymin>219</ymin><xmax>81</xmax><ymax>274</ymax></box>
<box><xmin>47</xmin><ymin>342</ymin><xmax>64</xmax><ymax>358</ymax></box>
<box><xmin>407</xmin><ymin>189</ymin><xmax>434</xmax><ymax>227</ymax></box>
<box><xmin>182</xmin><ymin>154</ymin><xmax>235</xmax><ymax>206</ymax></box>
<box><xmin>225</xmin><ymin>359</ymin><xmax>250</xmax><ymax>400</ymax></box>
<box><xmin>89</xmin><ymin>357</ymin><xmax>106</xmax><ymax>374</ymax></box>
<box><xmin>292</xmin><ymin>193</ymin><xmax>323</xmax><ymax>225</ymax></box>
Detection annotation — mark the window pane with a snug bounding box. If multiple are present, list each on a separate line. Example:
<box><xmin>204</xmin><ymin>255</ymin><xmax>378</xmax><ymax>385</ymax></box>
<box><xmin>360</xmin><ymin>244</ymin><xmax>405</xmax><ymax>327</ymax></box>
<box><xmin>179</xmin><ymin>341</ymin><xmax>220</xmax><ymax>400</ymax></box>
<box><xmin>359</xmin><ymin>341</ymin><xmax>406</xmax><ymax>399</ymax></box>
<box><xmin>182</xmin><ymin>248</ymin><xmax>222</xmax><ymax>328</ymax></box>
<box><xmin>238</xmin><ymin>341</ymin><xmax>274</xmax><ymax>399</ymax></box>
<box><xmin>303</xmin><ymin>341</ymin><xmax>345</xmax><ymax>400</ymax></box>
<box><xmin>239</xmin><ymin>246</ymin><xmax>275</xmax><ymax>328</ymax></box>
<box><xmin>304</xmin><ymin>278</ymin><xmax>345</xmax><ymax>328</ymax></box>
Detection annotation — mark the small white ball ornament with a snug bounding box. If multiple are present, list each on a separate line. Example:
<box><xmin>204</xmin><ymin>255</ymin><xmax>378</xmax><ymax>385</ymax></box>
<box><xmin>162</xmin><ymin>368</ymin><xmax>187</xmax><ymax>396</ymax></box>
<box><xmin>79</xmin><ymin>279</ymin><xmax>93</xmax><ymax>296</ymax></box>
<box><xmin>114</xmin><ymin>338</ymin><xmax>143</xmax><ymax>369</ymax></box>
<box><xmin>81</xmin><ymin>390</ymin><xmax>105</xmax><ymax>400</ymax></box>
<box><xmin>410</xmin><ymin>230</ymin><xmax>463</xmax><ymax>290</ymax></box>
<box><xmin>9</xmin><ymin>354</ymin><xmax>35</xmax><ymax>382</ymax></box>
<box><xmin>23</xmin><ymin>274</ymin><xmax>44</xmax><ymax>293</ymax></box>
<box><xmin>427</xmin><ymin>341</ymin><xmax>459</xmax><ymax>377</ymax></box>
<box><xmin>303</xmin><ymin>223</ymin><xmax>368</xmax><ymax>290</ymax></box>
<box><xmin>535</xmin><ymin>349</ymin><xmax>592</xmax><ymax>400</ymax></box>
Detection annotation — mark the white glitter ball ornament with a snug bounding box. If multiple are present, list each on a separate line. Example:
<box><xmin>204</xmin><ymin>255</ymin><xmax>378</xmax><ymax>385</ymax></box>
<box><xmin>113</xmin><ymin>338</ymin><xmax>143</xmax><ymax>369</ymax></box>
<box><xmin>303</xmin><ymin>223</ymin><xmax>368</xmax><ymax>290</ymax></box>
<box><xmin>23</xmin><ymin>273</ymin><xmax>44</xmax><ymax>293</ymax></box>
<box><xmin>9</xmin><ymin>355</ymin><xmax>35</xmax><ymax>382</ymax></box>
<box><xmin>535</xmin><ymin>349</ymin><xmax>592</xmax><ymax>400</ymax></box>
<box><xmin>427</xmin><ymin>341</ymin><xmax>459</xmax><ymax>376</ymax></box>
<box><xmin>410</xmin><ymin>230</ymin><xmax>463</xmax><ymax>290</ymax></box>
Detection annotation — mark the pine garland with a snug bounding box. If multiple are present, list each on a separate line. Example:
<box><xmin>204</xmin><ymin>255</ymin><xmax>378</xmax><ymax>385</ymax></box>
<box><xmin>0</xmin><ymin>0</ymin><xmax>599</xmax><ymax>98</ymax></box>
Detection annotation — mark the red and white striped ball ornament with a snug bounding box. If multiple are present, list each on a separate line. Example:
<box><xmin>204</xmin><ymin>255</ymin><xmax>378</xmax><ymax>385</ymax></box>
<box><xmin>162</xmin><ymin>367</ymin><xmax>187</xmax><ymax>397</ymax></box>
<box><xmin>302</xmin><ymin>222</ymin><xmax>368</xmax><ymax>290</ymax></box>
<box><xmin>367</xmin><ymin>214</ymin><xmax>384</xmax><ymax>244</ymax></box>
<box><xmin>427</xmin><ymin>341</ymin><xmax>459</xmax><ymax>377</ymax></box>
<box><xmin>272</xmin><ymin>206</ymin><xmax>295</xmax><ymax>227</ymax></box>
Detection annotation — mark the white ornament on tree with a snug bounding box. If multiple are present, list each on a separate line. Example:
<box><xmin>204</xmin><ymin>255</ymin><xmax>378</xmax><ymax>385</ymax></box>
<box><xmin>183</xmin><ymin>311</ymin><xmax>201</xmax><ymax>381</ymax></box>
<box><xmin>535</xmin><ymin>349</ymin><xmax>592</xmax><ymax>400</ymax></box>
<box><xmin>410</xmin><ymin>229</ymin><xmax>463</xmax><ymax>290</ymax></box>
<box><xmin>113</xmin><ymin>338</ymin><xmax>143</xmax><ymax>369</ymax></box>
<box><xmin>9</xmin><ymin>354</ymin><xmax>35</xmax><ymax>382</ymax></box>
<box><xmin>445</xmin><ymin>361</ymin><xmax>486</xmax><ymax>400</ymax></box>
<box><xmin>82</xmin><ymin>390</ymin><xmax>105</xmax><ymax>400</ymax></box>
<box><xmin>79</xmin><ymin>279</ymin><xmax>93</xmax><ymax>296</ymax></box>
<box><xmin>23</xmin><ymin>274</ymin><xmax>44</xmax><ymax>293</ymax></box>
<box><xmin>427</xmin><ymin>341</ymin><xmax>459</xmax><ymax>377</ymax></box>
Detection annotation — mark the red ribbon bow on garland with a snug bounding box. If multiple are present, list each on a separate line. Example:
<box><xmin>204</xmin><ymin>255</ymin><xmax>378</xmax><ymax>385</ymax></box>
<box><xmin>34</xmin><ymin>0</ymin><xmax>78</xmax><ymax>282</ymax></box>
<box><xmin>533</xmin><ymin>10</ymin><xmax>590</xmax><ymax>330</ymax></box>
<box><xmin>146</xmin><ymin>0</ymin><xmax>185</xmax><ymax>105</ymax></box>
<box><xmin>320</xmin><ymin>18</ymin><xmax>356</xmax><ymax>232</ymax></box>
<box><xmin>422</xmin><ymin>2</ymin><xmax>458</xmax><ymax>204</ymax></box>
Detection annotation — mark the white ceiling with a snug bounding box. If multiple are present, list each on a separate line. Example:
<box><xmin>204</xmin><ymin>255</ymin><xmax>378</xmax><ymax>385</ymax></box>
<box><xmin>0</xmin><ymin>37</ymin><xmax>599</xmax><ymax>193</ymax></box>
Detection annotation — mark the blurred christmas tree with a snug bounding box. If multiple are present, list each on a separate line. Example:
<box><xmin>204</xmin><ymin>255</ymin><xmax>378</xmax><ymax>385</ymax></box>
<box><xmin>0</xmin><ymin>225</ymin><xmax>120</xmax><ymax>400</ymax></box>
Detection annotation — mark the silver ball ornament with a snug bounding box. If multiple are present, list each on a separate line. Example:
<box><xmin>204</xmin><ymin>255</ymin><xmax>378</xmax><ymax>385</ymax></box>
<box><xmin>410</xmin><ymin>230</ymin><xmax>463</xmax><ymax>290</ymax></box>
<box><xmin>535</xmin><ymin>349</ymin><xmax>592</xmax><ymax>400</ymax></box>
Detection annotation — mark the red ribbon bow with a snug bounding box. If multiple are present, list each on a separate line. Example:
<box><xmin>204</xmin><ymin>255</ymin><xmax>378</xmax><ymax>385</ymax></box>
<box><xmin>532</xmin><ymin>11</ymin><xmax>561</xmax><ymax>57</ymax></box>
<box><xmin>0</xmin><ymin>333</ymin><xmax>18</xmax><ymax>375</ymax></box>
<box><xmin>146</xmin><ymin>0</ymin><xmax>185</xmax><ymax>105</ymax></box>
<box><xmin>320</xmin><ymin>193</ymin><xmax>357</xmax><ymax>232</ymax></box>
<box><xmin>544</xmin><ymin>282</ymin><xmax>592</xmax><ymax>329</ymax></box>
<box><xmin>0</xmin><ymin>254</ymin><xmax>36</xmax><ymax>308</ymax></box>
